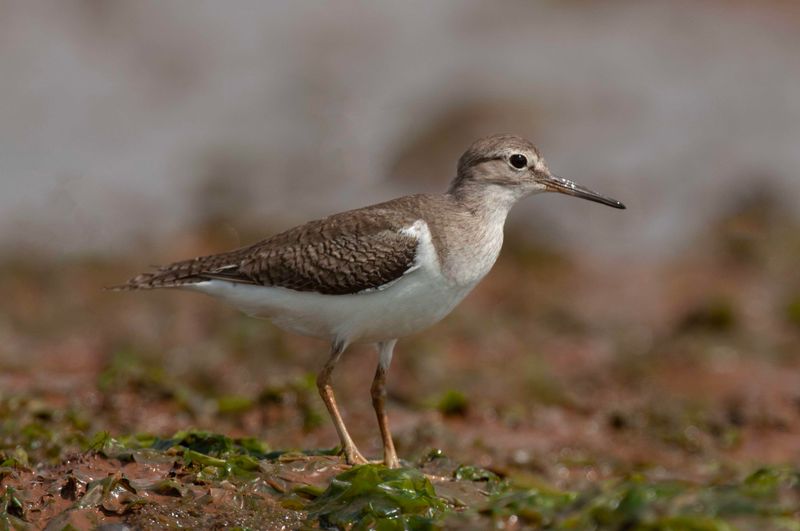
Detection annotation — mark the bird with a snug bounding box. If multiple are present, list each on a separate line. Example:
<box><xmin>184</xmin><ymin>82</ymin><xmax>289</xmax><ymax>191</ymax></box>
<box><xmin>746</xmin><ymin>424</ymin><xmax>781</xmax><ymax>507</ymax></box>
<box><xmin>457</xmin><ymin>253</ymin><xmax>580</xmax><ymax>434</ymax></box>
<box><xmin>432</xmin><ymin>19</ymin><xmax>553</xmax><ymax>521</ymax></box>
<box><xmin>115</xmin><ymin>134</ymin><xmax>625</xmax><ymax>468</ymax></box>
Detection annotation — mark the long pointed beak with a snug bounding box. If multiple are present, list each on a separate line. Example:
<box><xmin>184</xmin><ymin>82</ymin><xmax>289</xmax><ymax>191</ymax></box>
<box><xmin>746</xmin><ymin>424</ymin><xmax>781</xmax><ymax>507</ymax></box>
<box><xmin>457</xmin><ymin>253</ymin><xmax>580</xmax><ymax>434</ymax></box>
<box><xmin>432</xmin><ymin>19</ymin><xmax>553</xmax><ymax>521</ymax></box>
<box><xmin>540</xmin><ymin>173</ymin><xmax>626</xmax><ymax>209</ymax></box>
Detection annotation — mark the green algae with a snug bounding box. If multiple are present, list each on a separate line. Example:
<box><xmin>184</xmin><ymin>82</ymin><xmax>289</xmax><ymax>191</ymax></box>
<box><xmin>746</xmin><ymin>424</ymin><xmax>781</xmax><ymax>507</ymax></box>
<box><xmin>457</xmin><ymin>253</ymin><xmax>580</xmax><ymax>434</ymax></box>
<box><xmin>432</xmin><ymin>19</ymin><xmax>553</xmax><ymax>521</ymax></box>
<box><xmin>435</xmin><ymin>390</ymin><xmax>469</xmax><ymax>417</ymax></box>
<box><xmin>0</xmin><ymin>487</ymin><xmax>25</xmax><ymax>527</ymax></box>
<box><xmin>216</xmin><ymin>395</ymin><xmax>255</xmax><ymax>415</ymax></box>
<box><xmin>308</xmin><ymin>465</ymin><xmax>446</xmax><ymax>530</ymax></box>
<box><xmin>482</xmin><ymin>488</ymin><xmax>579</xmax><ymax>527</ymax></box>
<box><xmin>2</xmin><ymin>427</ymin><xmax>799</xmax><ymax>529</ymax></box>
<box><xmin>0</xmin><ymin>396</ymin><xmax>91</xmax><ymax>466</ymax></box>
<box><xmin>90</xmin><ymin>430</ymin><xmax>273</xmax><ymax>481</ymax></box>
<box><xmin>150</xmin><ymin>430</ymin><xmax>271</xmax><ymax>458</ymax></box>
<box><xmin>452</xmin><ymin>464</ymin><xmax>505</xmax><ymax>495</ymax></box>
<box><xmin>478</xmin><ymin>469</ymin><xmax>800</xmax><ymax>530</ymax></box>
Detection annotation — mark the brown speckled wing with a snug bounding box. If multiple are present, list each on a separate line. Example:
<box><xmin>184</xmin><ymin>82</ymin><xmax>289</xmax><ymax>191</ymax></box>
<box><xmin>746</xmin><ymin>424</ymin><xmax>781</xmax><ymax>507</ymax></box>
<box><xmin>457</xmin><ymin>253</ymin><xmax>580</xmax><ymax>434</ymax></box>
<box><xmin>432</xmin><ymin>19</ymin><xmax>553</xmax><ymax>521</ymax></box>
<box><xmin>116</xmin><ymin>199</ymin><xmax>423</xmax><ymax>295</ymax></box>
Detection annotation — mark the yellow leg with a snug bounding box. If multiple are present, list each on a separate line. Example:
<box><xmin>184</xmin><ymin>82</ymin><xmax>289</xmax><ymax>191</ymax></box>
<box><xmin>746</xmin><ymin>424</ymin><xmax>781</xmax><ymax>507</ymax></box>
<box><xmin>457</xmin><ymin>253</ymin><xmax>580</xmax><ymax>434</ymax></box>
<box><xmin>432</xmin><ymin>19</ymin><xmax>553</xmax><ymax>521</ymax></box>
<box><xmin>371</xmin><ymin>340</ymin><xmax>400</xmax><ymax>468</ymax></box>
<box><xmin>317</xmin><ymin>340</ymin><xmax>368</xmax><ymax>465</ymax></box>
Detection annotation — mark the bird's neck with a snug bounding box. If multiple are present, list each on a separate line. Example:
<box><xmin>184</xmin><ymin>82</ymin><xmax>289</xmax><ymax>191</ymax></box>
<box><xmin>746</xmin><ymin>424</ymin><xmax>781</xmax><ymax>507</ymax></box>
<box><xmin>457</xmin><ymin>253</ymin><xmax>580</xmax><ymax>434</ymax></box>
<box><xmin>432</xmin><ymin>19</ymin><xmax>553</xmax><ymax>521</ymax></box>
<box><xmin>427</xmin><ymin>186</ymin><xmax>516</xmax><ymax>287</ymax></box>
<box><xmin>448</xmin><ymin>182</ymin><xmax>519</xmax><ymax>225</ymax></box>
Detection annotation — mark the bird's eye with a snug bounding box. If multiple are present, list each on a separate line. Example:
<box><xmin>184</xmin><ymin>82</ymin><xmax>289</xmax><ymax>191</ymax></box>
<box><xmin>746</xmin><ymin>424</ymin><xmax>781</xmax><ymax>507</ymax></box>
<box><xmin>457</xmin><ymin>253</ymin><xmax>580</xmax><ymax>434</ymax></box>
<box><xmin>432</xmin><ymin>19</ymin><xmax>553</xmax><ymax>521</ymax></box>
<box><xmin>509</xmin><ymin>154</ymin><xmax>527</xmax><ymax>169</ymax></box>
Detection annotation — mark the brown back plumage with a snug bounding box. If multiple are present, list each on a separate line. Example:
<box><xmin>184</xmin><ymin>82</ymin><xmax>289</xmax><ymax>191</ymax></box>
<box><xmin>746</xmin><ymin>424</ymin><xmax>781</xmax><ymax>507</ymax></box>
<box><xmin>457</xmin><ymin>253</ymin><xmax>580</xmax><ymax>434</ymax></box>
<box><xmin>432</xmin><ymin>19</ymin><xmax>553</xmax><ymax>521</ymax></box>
<box><xmin>114</xmin><ymin>196</ymin><xmax>428</xmax><ymax>295</ymax></box>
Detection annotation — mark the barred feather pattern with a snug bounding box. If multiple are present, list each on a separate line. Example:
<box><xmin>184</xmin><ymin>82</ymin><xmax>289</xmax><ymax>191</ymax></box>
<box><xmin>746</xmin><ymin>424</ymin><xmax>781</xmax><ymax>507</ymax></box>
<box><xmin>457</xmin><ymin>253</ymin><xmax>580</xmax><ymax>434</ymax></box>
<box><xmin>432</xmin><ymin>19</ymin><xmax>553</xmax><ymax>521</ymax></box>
<box><xmin>114</xmin><ymin>197</ymin><xmax>425</xmax><ymax>295</ymax></box>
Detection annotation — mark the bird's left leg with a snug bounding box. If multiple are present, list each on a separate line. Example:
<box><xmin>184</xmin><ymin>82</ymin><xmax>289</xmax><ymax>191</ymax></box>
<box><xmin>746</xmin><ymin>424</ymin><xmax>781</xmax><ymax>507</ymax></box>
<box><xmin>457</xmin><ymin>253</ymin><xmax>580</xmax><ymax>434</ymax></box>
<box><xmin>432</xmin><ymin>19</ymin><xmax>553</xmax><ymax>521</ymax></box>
<box><xmin>371</xmin><ymin>339</ymin><xmax>400</xmax><ymax>468</ymax></box>
<box><xmin>317</xmin><ymin>339</ymin><xmax>368</xmax><ymax>466</ymax></box>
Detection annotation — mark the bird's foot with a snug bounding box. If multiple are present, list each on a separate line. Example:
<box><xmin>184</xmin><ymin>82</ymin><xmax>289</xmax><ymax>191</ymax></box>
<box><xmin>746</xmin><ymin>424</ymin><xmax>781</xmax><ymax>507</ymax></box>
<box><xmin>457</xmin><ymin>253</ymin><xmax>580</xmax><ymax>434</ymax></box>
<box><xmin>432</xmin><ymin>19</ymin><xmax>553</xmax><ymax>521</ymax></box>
<box><xmin>342</xmin><ymin>449</ymin><xmax>403</xmax><ymax>468</ymax></box>
<box><xmin>342</xmin><ymin>446</ymin><xmax>370</xmax><ymax>466</ymax></box>
<box><xmin>383</xmin><ymin>455</ymin><xmax>401</xmax><ymax>469</ymax></box>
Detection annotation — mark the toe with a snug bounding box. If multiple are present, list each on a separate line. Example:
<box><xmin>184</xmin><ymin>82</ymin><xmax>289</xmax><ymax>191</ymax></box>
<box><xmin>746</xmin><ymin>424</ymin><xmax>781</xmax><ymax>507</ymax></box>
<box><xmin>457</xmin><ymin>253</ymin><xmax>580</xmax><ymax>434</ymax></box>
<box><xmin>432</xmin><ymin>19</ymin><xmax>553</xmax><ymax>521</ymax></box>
<box><xmin>344</xmin><ymin>449</ymin><xmax>370</xmax><ymax>466</ymax></box>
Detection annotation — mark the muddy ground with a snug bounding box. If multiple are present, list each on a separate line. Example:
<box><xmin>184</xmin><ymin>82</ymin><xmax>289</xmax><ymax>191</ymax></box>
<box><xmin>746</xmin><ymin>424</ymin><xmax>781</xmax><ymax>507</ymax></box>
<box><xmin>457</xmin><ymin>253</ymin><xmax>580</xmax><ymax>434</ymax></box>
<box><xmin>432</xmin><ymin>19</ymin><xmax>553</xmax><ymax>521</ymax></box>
<box><xmin>1</xmin><ymin>195</ymin><xmax>799</xmax><ymax>529</ymax></box>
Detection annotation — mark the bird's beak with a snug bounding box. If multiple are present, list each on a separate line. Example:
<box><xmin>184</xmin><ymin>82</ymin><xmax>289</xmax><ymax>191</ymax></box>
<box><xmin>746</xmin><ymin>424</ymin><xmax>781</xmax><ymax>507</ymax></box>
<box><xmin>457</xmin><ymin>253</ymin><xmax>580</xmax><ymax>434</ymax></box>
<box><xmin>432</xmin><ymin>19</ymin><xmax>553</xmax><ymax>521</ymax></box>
<box><xmin>538</xmin><ymin>172</ymin><xmax>626</xmax><ymax>209</ymax></box>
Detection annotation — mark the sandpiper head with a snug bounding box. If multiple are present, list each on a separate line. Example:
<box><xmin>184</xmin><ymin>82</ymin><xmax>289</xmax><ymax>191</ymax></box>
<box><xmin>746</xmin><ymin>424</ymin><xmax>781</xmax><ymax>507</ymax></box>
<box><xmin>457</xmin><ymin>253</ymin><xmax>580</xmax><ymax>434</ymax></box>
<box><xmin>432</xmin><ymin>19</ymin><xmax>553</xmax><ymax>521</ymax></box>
<box><xmin>451</xmin><ymin>134</ymin><xmax>625</xmax><ymax>209</ymax></box>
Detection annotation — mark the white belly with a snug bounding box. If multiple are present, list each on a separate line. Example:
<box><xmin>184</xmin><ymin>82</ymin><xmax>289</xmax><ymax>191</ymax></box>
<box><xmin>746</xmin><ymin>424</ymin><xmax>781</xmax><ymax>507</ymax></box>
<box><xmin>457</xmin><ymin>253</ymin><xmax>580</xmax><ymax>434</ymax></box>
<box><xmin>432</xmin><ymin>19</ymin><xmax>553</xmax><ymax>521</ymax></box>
<box><xmin>186</xmin><ymin>269</ymin><xmax>474</xmax><ymax>344</ymax></box>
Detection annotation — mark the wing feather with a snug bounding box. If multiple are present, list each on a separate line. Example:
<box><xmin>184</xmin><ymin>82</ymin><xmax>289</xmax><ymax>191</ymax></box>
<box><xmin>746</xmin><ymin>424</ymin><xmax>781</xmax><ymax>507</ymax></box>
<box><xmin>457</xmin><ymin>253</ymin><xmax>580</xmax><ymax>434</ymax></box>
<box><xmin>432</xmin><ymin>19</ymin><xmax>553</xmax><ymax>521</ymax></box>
<box><xmin>115</xmin><ymin>199</ymin><xmax>424</xmax><ymax>295</ymax></box>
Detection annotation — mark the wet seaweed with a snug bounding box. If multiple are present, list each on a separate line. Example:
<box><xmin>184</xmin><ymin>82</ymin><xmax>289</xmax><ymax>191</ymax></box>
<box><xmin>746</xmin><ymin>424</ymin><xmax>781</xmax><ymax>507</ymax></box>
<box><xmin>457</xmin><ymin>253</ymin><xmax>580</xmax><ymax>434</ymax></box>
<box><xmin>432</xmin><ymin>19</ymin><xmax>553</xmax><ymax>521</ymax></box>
<box><xmin>307</xmin><ymin>465</ymin><xmax>446</xmax><ymax>530</ymax></box>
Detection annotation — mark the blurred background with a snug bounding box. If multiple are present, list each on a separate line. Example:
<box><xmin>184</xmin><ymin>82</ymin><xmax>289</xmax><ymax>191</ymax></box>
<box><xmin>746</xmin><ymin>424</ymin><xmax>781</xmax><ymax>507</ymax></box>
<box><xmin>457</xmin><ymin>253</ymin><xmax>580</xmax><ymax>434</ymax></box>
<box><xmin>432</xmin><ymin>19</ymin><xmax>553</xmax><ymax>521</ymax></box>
<box><xmin>2</xmin><ymin>1</ymin><xmax>799</xmax><ymax>259</ymax></box>
<box><xmin>1</xmin><ymin>0</ymin><xmax>799</xmax><ymax>516</ymax></box>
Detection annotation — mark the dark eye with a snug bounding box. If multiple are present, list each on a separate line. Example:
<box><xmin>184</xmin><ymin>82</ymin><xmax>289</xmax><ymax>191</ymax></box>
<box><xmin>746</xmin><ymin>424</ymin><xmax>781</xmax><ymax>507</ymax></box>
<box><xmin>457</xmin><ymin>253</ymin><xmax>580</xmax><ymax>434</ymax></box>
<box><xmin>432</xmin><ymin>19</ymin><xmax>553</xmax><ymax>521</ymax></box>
<box><xmin>509</xmin><ymin>154</ymin><xmax>527</xmax><ymax>169</ymax></box>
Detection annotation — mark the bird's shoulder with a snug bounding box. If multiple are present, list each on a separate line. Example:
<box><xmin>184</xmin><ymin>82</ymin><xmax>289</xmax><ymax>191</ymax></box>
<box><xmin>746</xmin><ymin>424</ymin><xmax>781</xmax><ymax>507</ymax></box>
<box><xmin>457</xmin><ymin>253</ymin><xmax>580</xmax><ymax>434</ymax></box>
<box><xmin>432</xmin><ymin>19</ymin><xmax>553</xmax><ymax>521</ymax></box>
<box><xmin>255</xmin><ymin>194</ymin><xmax>431</xmax><ymax>247</ymax></box>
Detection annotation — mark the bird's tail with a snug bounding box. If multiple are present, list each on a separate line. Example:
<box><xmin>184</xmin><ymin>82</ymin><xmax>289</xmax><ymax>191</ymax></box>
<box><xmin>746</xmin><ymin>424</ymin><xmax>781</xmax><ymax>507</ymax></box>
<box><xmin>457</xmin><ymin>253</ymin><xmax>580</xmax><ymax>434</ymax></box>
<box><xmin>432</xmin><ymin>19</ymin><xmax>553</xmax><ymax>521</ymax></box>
<box><xmin>106</xmin><ymin>269</ymin><xmax>201</xmax><ymax>291</ymax></box>
<box><xmin>107</xmin><ymin>258</ymin><xmax>221</xmax><ymax>291</ymax></box>
<box><xmin>107</xmin><ymin>248</ymin><xmax>254</xmax><ymax>291</ymax></box>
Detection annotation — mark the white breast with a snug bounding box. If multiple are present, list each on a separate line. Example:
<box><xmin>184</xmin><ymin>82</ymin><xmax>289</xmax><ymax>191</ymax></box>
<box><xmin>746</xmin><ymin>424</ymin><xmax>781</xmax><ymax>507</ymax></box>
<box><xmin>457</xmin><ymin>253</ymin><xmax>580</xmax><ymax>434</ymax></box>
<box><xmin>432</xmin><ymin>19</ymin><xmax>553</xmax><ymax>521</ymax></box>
<box><xmin>437</xmin><ymin>208</ymin><xmax>506</xmax><ymax>287</ymax></box>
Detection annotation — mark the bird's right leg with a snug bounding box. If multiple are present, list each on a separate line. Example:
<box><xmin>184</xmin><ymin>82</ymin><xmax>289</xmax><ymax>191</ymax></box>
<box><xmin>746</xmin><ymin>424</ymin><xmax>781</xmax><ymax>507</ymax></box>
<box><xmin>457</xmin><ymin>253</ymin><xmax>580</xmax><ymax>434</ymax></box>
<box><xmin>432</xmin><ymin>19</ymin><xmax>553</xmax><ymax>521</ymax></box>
<box><xmin>371</xmin><ymin>339</ymin><xmax>400</xmax><ymax>468</ymax></box>
<box><xmin>316</xmin><ymin>339</ymin><xmax>368</xmax><ymax>465</ymax></box>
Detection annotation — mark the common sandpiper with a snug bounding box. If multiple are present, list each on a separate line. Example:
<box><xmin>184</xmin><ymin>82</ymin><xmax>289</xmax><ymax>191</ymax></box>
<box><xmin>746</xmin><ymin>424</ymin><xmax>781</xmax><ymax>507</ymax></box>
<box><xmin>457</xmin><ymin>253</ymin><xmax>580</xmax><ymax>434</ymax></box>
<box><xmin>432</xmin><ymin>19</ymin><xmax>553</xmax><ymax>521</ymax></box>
<box><xmin>116</xmin><ymin>134</ymin><xmax>625</xmax><ymax>468</ymax></box>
